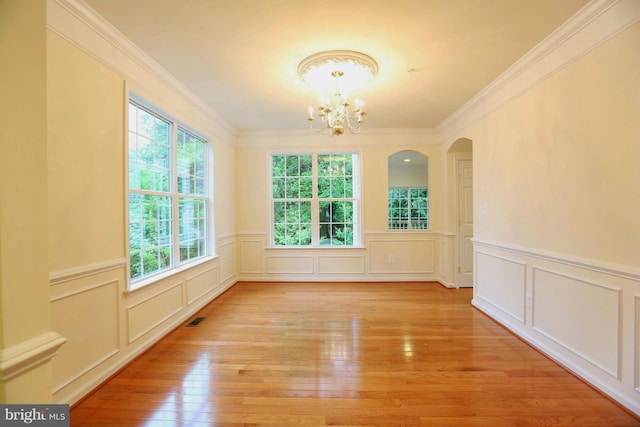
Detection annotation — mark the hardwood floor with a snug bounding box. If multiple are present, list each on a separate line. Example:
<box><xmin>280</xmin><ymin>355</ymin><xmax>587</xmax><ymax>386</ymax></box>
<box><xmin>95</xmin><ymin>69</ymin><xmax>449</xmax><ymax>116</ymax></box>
<box><xmin>70</xmin><ymin>282</ymin><xmax>639</xmax><ymax>426</ymax></box>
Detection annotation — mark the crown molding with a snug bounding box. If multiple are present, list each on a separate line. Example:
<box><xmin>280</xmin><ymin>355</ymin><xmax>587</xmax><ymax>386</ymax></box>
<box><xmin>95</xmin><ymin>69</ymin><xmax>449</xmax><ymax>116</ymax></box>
<box><xmin>48</xmin><ymin>0</ymin><xmax>236</xmax><ymax>142</ymax></box>
<box><xmin>236</xmin><ymin>127</ymin><xmax>438</xmax><ymax>148</ymax></box>
<box><xmin>436</xmin><ymin>0</ymin><xmax>640</xmax><ymax>143</ymax></box>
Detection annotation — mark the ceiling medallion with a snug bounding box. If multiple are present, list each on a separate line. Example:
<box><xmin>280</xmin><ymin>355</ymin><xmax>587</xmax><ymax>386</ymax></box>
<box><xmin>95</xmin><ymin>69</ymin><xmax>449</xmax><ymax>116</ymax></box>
<box><xmin>298</xmin><ymin>50</ymin><xmax>378</xmax><ymax>136</ymax></box>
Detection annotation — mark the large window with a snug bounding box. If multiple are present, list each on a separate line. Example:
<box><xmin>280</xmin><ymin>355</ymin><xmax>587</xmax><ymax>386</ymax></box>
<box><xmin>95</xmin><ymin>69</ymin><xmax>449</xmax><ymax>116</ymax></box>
<box><xmin>128</xmin><ymin>100</ymin><xmax>209</xmax><ymax>283</ymax></box>
<box><xmin>271</xmin><ymin>153</ymin><xmax>360</xmax><ymax>247</ymax></box>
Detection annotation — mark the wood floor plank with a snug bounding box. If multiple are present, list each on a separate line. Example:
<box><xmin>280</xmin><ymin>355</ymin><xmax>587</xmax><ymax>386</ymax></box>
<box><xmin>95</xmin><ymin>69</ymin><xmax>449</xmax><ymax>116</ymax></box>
<box><xmin>70</xmin><ymin>282</ymin><xmax>639</xmax><ymax>426</ymax></box>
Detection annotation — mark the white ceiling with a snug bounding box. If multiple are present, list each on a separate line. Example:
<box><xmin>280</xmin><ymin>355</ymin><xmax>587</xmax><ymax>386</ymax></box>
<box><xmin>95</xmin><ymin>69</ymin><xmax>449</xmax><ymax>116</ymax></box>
<box><xmin>84</xmin><ymin>0</ymin><xmax>589</xmax><ymax>133</ymax></box>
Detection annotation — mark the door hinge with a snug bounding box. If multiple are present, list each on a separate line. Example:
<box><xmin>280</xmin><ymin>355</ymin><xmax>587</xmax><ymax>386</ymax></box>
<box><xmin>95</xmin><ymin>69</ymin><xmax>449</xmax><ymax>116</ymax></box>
<box><xmin>458</xmin><ymin>266</ymin><xmax>461</xmax><ymax>273</ymax></box>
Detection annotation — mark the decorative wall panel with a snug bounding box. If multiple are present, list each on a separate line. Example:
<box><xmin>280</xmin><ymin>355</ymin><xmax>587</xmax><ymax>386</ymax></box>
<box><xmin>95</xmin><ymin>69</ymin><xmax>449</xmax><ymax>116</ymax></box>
<box><xmin>369</xmin><ymin>239</ymin><xmax>435</xmax><ymax>274</ymax></box>
<box><xmin>475</xmin><ymin>251</ymin><xmax>526</xmax><ymax>323</ymax></box>
<box><xmin>51</xmin><ymin>279</ymin><xmax>120</xmax><ymax>392</ymax></box>
<box><xmin>126</xmin><ymin>283</ymin><xmax>184</xmax><ymax>343</ymax></box>
<box><xmin>267</xmin><ymin>256</ymin><xmax>314</xmax><ymax>274</ymax></box>
<box><xmin>186</xmin><ymin>267</ymin><xmax>217</xmax><ymax>305</ymax></box>
<box><xmin>318</xmin><ymin>256</ymin><xmax>365</xmax><ymax>274</ymax></box>
<box><xmin>240</xmin><ymin>240</ymin><xmax>263</xmax><ymax>273</ymax></box>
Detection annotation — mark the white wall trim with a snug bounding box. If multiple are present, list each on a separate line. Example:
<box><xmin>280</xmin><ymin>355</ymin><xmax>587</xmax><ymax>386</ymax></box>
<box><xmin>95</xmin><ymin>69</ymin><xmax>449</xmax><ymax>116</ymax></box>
<box><xmin>636</xmin><ymin>294</ymin><xmax>640</xmax><ymax>392</ymax></box>
<box><xmin>0</xmin><ymin>332</ymin><xmax>68</xmax><ymax>381</ymax></box>
<box><xmin>472</xmin><ymin>298</ymin><xmax>640</xmax><ymax>416</ymax></box>
<box><xmin>437</xmin><ymin>279</ymin><xmax>456</xmax><ymax>289</ymax></box>
<box><xmin>52</xmin><ymin>349</ymin><xmax>119</xmax><ymax>394</ymax></box>
<box><xmin>50</xmin><ymin>258</ymin><xmax>126</xmax><ymax>286</ymax></box>
<box><xmin>475</xmin><ymin>250</ymin><xmax>527</xmax><ymax>323</ymax></box>
<box><xmin>125</xmin><ymin>281</ymin><xmax>185</xmax><ymax>344</ymax></box>
<box><xmin>437</xmin><ymin>0</ymin><xmax>640</xmax><ymax>143</ymax></box>
<box><xmin>532</xmin><ymin>266</ymin><xmax>622</xmax><ymax>379</ymax></box>
<box><xmin>473</xmin><ymin>239</ymin><xmax>640</xmax><ymax>282</ymax></box>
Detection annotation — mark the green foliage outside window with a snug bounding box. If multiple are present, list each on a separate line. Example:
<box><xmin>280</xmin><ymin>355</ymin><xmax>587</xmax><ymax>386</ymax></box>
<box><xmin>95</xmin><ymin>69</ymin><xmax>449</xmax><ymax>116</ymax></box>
<box><xmin>388</xmin><ymin>188</ymin><xmax>429</xmax><ymax>229</ymax></box>
<box><xmin>272</xmin><ymin>153</ymin><xmax>358</xmax><ymax>246</ymax></box>
<box><xmin>128</xmin><ymin>101</ymin><xmax>208</xmax><ymax>282</ymax></box>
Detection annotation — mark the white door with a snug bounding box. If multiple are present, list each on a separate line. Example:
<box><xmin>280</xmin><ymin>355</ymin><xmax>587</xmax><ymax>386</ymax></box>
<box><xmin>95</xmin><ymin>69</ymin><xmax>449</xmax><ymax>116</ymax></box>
<box><xmin>457</xmin><ymin>159</ymin><xmax>473</xmax><ymax>287</ymax></box>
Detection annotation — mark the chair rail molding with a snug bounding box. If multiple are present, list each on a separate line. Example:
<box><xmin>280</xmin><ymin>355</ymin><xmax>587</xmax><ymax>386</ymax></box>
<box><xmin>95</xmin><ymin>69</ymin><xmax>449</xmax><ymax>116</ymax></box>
<box><xmin>0</xmin><ymin>332</ymin><xmax>68</xmax><ymax>381</ymax></box>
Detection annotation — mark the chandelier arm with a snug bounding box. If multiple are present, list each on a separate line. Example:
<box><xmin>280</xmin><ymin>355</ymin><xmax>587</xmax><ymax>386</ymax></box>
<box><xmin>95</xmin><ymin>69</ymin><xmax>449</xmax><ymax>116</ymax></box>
<box><xmin>308</xmin><ymin>119</ymin><xmax>327</xmax><ymax>133</ymax></box>
<box><xmin>344</xmin><ymin>110</ymin><xmax>364</xmax><ymax>131</ymax></box>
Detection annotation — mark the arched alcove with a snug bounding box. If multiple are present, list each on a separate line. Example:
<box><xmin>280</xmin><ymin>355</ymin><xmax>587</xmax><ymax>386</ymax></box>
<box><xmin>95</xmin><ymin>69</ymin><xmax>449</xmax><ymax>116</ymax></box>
<box><xmin>387</xmin><ymin>150</ymin><xmax>429</xmax><ymax>230</ymax></box>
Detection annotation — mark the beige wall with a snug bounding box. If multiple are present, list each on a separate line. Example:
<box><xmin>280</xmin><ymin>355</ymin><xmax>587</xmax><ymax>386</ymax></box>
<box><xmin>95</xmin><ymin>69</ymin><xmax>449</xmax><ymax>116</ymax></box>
<box><xmin>45</xmin><ymin>3</ymin><xmax>238</xmax><ymax>402</ymax></box>
<box><xmin>47</xmin><ymin>31</ymin><xmax>125</xmax><ymax>271</ymax></box>
<box><xmin>234</xmin><ymin>132</ymin><xmax>444</xmax><ymax>281</ymax></box>
<box><xmin>469</xmin><ymin>22</ymin><xmax>639</xmax><ymax>266</ymax></box>
<box><xmin>0</xmin><ymin>0</ymin><xmax>60</xmax><ymax>403</ymax></box>
<box><xmin>455</xmin><ymin>19</ymin><xmax>640</xmax><ymax>415</ymax></box>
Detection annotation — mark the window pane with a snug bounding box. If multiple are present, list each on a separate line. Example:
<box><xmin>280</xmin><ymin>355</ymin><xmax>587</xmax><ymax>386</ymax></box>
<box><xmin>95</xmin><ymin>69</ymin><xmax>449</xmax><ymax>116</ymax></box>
<box><xmin>300</xmin><ymin>177</ymin><xmax>313</xmax><ymax>198</ymax></box>
<box><xmin>286</xmin><ymin>177</ymin><xmax>300</xmax><ymax>199</ymax></box>
<box><xmin>129</xmin><ymin>104</ymin><xmax>171</xmax><ymax>192</ymax></box>
<box><xmin>129</xmin><ymin>193</ymin><xmax>172</xmax><ymax>278</ymax></box>
<box><xmin>318</xmin><ymin>176</ymin><xmax>330</xmax><ymax>198</ymax></box>
<box><xmin>273</xmin><ymin>177</ymin><xmax>285</xmax><ymax>198</ymax></box>
<box><xmin>273</xmin><ymin>201</ymin><xmax>285</xmax><ymax>224</ymax></box>
<box><xmin>177</xmin><ymin>129</ymin><xmax>206</xmax><ymax>196</ymax></box>
<box><xmin>300</xmin><ymin>155</ymin><xmax>312</xmax><ymax>176</ymax></box>
<box><xmin>331</xmin><ymin>177</ymin><xmax>345</xmax><ymax>198</ymax></box>
<box><xmin>319</xmin><ymin>201</ymin><xmax>353</xmax><ymax>246</ymax></box>
<box><xmin>317</xmin><ymin>155</ymin><xmax>331</xmax><ymax>177</ymax></box>
<box><xmin>344</xmin><ymin>177</ymin><xmax>353</xmax><ymax>198</ymax></box>
<box><xmin>272</xmin><ymin>155</ymin><xmax>286</xmax><ymax>177</ymax></box>
<box><xmin>179</xmin><ymin>197</ymin><xmax>206</xmax><ymax>262</ymax></box>
<box><xmin>285</xmin><ymin>155</ymin><xmax>299</xmax><ymax>176</ymax></box>
<box><xmin>285</xmin><ymin>201</ymin><xmax>300</xmax><ymax>223</ymax></box>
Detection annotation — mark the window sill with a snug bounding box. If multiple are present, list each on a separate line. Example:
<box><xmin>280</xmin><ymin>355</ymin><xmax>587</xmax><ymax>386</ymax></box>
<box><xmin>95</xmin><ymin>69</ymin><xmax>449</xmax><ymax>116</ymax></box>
<box><xmin>266</xmin><ymin>246</ymin><xmax>366</xmax><ymax>250</ymax></box>
<box><xmin>125</xmin><ymin>255</ymin><xmax>218</xmax><ymax>294</ymax></box>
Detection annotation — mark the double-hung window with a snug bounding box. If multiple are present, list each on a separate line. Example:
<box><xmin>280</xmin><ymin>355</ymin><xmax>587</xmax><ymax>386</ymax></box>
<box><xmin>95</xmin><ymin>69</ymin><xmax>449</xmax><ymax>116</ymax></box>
<box><xmin>128</xmin><ymin>100</ymin><xmax>209</xmax><ymax>284</ymax></box>
<box><xmin>271</xmin><ymin>153</ymin><xmax>360</xmax><ymax>247</ymax></box>
<box><xmin>388</xmin><ymin>187</ymin><xmax>429</xmax><ymax>229</ymax></box>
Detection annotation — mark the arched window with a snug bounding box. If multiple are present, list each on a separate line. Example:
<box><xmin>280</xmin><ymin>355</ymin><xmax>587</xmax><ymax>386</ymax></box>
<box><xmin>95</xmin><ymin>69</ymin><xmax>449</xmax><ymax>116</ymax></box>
<box><xmin>388</xmin><ymin>150</ymin><xmax>428</xmax><ymax>230</ymax></box>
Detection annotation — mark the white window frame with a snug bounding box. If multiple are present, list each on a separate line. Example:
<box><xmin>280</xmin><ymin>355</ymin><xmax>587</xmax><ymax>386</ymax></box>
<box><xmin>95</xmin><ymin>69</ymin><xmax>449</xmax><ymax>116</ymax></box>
<box><xmin>126</xmin><ymin>94</ymin><xmax>213</xmax><ymax>289</ymax></box>
<box><xmin>269</xmin><ymin>151</ymin><xmax>362</xmax><ymax>248</ymax></box>
<box><xmin>388</xmin><ymin>186</ymin><xmax>429</xmax><ymax>230</ymax></box>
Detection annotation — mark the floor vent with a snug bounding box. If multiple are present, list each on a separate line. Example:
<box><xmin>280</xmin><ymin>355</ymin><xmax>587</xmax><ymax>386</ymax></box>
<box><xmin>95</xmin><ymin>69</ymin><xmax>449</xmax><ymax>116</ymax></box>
<box><xmin>186</xmin><ymin>316</ymin><xmax>206</xmax><ymax>327</ymax></box>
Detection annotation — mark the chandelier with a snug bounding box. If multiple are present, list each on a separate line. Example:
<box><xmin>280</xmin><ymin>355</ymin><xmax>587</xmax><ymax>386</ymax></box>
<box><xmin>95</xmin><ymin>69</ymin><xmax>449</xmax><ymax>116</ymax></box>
<box><xmin>297</xmin><ymin>50</ymin><xmax>378</xmax><ymax>136</ymax></box>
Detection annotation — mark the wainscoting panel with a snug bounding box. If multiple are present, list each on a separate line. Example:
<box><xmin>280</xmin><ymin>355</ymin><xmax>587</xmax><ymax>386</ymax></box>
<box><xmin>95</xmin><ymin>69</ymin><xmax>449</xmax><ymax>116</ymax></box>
<box><xmin>217</xmin><ymin>235</ymin><xmax>236</xmax><ymax>284</ymax></box>
<box><xmin>240</xmin><ymin>240</ymin><xmax>263</xmax><ymax>274</ymax></box>
<box><xmin>369</xmin><ymin>238</ymin><xmax>435</xmax><ymax>274</ymax></box>
<box><xmin>50</xmin><ymin>279</ymin><xmax>120</xmax><ymax>394</ymax></box>
<box><xmin>186</xmin><ymin>267</ymin><xmax>218</xmax><ymax>305</ymax></box>
<box><xmin>472</xmin><ymin>239</ymin><xmax>640</xmax><ymax>416</ymax></box>
<box><xmin>532</xmin><ymin>267</ymin><xmax>621</xmax><ymax>379</ymax></box>
<box><xmin>318</xmin><ymin>255</ymin><xmax>365</xmax><ymax>274</ymax></box>
<box><xmin>475</xmin><ymin>251</ymin><xmax>526</xmax><ymax>323</ymax></box>
<box><xmin>636</xmin><ymin>295</ymin><xmax>640</xmax><ymax>392</ymax></box>
<box><xmin>267</xmin><ymin>256</ymin><xmax>314</xmax><ymax>274</ymax></box>
<box><xmin>126</xmin><ymin>283</ymin><xmax>184</xmax><ymax>344</ymax></box>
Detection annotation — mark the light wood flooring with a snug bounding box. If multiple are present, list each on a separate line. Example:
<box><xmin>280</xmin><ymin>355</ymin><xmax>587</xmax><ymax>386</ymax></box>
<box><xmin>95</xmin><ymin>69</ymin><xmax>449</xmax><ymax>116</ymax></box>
<box><xmin>70</xmin><ymin>282</ymin><xmax>640</xmax><ymax>426</ymax></box>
